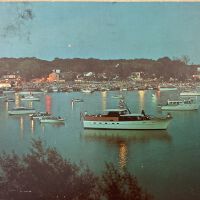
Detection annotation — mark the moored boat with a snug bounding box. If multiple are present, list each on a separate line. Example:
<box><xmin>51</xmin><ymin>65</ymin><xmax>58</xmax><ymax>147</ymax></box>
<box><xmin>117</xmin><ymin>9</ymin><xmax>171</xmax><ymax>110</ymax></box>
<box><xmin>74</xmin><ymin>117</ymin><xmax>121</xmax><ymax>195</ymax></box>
<box><xmin>29</xmin><ymin>112</ymin><xmax>51</xmax><ymax>119</ymax></box>
<box><xmin>21</xmin><ymin>95</ymin><xmax>40</xmax><ymax>101</ymax></box>
<box><xmin>18</xmin><ymin>91</ymin><xmax>44</xmax><ymax>95</ymax></box>
<box><xmin>158</xmin><ymin>86</ymin><xmax>177</xmax><ymax>91</ymax></box>
<box><xmin>81</xmin><ymin>89</ymin><xmax>93</xmax><ymax>93</ymax></box>
<box><xmin>8</xmin><ymin>107</ymin><xmax>36</xmax><ymax>115</ymax></box>
<box><xmin>40</xmin><ymin>116</ymin><xmax>65</xmax><ymax>123</ymax></box>
<box><xmin>0</xmin><ymin>95</ymin><xmax>6</xmax><ymax>99</ymax></box>
<box><xmin>72</xmin><ymin>98</ymin><xmax>84</xmax><ymax>103</ymax></box>
<box><xmin>3</xmin><ymin>90</ymin><xmax>15</xmax><ymax>94</ymax></box>
<box><xmin>160</xmin><ymin>99</ymin><xmax>199</xmax><ymax>111</ymax></box>
<box><xmin>112</xmin><ymin>94</ymin><xmax>124</xmax><ymax>99</ymax></box>
<box><xmin>4</xmin><ymin>98</ymin><xmax>15</xmax><ymax>102</ymax></box>
<box><xmin>180</xmin><ymin>91</ymin><xmax>200</xmax><ymax>96</ymax></box>
<box><xmin>82</xmin><ymin>109</ymin><xmax>172</xmax><ymax>130</ymax></box>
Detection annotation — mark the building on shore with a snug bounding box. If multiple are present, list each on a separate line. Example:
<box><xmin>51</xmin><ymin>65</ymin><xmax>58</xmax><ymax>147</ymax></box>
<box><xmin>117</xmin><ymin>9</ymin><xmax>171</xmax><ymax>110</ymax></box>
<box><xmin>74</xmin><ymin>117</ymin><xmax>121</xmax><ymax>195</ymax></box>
<box><xmin>47</xmin><ymin>69</ymin><xmax>65</xmax><ymax>82</ymax></box>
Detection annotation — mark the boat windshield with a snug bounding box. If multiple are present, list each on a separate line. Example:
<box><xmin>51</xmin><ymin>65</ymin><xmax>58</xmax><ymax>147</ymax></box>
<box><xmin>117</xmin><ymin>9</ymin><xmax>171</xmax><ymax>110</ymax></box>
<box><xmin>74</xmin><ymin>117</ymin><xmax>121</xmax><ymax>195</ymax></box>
<box><xmin>106</xmin><ymin>109</ymin><xmax>128</xmax><ymax>116</ymax></box>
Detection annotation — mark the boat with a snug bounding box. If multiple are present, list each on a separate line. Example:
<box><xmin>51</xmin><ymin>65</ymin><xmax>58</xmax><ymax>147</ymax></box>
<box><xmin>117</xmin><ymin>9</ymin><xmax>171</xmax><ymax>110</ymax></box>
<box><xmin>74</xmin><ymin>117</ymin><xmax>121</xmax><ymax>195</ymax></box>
<box><xmin>180</xmin><ymin>91</ymin><xmax>200</xmax><ymax>96</ymax></box>
<box><xmin>21</xmin><ymin>95</ymin><xmax>40</xmax><ymax>101</ymax></box>
<box><xmin>71</xmin><ymin>98</ymin><xmax>84</xmax><ymax>103</ymax></box>
<box><xmin>29</xmin><ymin>112</ymin><xmax>51</xmax><ymax>119</ymax></box>
<box><xmin>160</xmin><ymin>99</ymin><xmax>199</xmax><ymax>111</ymax></box>
<box><xmin>0</xmin><ymin>95</ymin><xmax>6</xmax><ymax>99</ymax></box>
<box><xmin>40</xmin><ymin>116</ymin><xmax>65</xmax><ymax>123</ymax></box>
<box><xmin>158</xmin><ymin>86</ymin><xmax>177</xmax><ymax>91</ymax></box>
<box><xmin>81</xmin><ymin>89</ymin><xmax>93</xmax><ymax>93</ymax></box>
<box><xmin>18</xmin><ymin>91</ymin><xmax>44</xmax><ymax>95</ymax></box>
<box><xmin>4</xmin><ymin>98</ymin><xmax>15</xmax><ymax>102</ymax></box>
<box><xmin>82</xmin><ymin>108</ymin><xmax>172</xmax><ymax>130</ymax></box>
<box><xmin>112</xmin><ymin>94</ymin><xmax>124</xmax><ymax>99</ymax></box>
<box><xmin>8</xmin><ymin>107</ymin><xmax>36</xmax><ymax>115</ymax></box>
<box><xmin>3</xmin><ymin>90</ymin><xmax>15</xmax><ymax>94</ymax></box>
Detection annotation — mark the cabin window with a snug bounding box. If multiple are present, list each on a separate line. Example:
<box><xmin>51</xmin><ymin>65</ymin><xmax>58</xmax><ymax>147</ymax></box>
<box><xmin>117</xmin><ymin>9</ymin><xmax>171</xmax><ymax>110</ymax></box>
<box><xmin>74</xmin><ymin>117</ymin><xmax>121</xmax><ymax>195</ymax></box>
<box><xmin>117</xmin><ymin>123</ymin><xmax>119</xmax><ymax>124</ymax></box>
<box><xmin>105</xmin><ymin>123</ymin><xmax>107</xmax><ymax>124</ymax></box>
<box><xmin>112</xmin><ymin>123</ymin><xmax>115</xmax><ymax>124</ymax></box>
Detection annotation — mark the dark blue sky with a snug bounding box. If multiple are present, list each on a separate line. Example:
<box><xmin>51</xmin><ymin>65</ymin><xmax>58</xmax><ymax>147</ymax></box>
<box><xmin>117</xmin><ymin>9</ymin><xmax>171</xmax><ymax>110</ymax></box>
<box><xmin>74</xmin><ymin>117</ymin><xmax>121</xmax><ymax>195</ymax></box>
<box><xmin>0</xmin><ymin>2</ymin><xmax>200</xmax><ymax>63</ymax></box>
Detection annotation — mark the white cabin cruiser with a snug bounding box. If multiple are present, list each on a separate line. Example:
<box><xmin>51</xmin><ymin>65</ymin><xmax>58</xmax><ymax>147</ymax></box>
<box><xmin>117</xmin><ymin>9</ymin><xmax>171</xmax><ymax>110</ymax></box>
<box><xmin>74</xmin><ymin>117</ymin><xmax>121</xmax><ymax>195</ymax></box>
<box><xmin>161</xmin><ymin>99</ymin><xmax>199</xmax><ymax>111</ymax></box>
<box><xmin>29</xmin><ymin>112</ymin><xmax>51</xmax><ymax>119</ymax></box>
<box><xmin>8</xmin><ymin>107</ymin><xmax>36</xmax><ymax>115</ymax></box>
<box><xmin>82</xmin><ymin>109</ymin><xmax>172</xmax><ymax>130</ymax></box>
<box><xmin>180</xmin><ymin>91</ymin><xmax>200</xmax><ymax>96</ymax></box>
<box><xmin>21</xmin><ymin>95</ymin><xmax>40</xmax><ymax>101</ymax></box>
<box><xmin>40</xmin><ymin>116</ymin><xmax>65</xmax><ymax>124</ymax></box>
<box><xmin>158</xmin><ymin>86</ymin><xmax>177</xmax><ymax>91</ymax></box>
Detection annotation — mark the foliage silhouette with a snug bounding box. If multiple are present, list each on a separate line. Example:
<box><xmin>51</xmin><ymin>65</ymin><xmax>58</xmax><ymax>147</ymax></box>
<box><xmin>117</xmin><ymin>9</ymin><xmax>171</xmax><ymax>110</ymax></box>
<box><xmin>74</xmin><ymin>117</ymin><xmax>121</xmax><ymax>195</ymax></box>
<box><xmin>0</xmin><ymin>139</ymin><xmax>152</xmax><ymax>200</ymax></box>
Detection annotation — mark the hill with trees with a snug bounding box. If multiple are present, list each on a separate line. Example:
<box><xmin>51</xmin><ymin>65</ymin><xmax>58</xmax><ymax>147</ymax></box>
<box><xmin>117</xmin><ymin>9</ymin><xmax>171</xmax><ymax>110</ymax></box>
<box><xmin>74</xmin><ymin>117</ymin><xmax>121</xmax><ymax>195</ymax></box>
<box><xmin>0</xmin><ymin>57</ymin><xmax>198</xmax><ymax>81</ymax></box>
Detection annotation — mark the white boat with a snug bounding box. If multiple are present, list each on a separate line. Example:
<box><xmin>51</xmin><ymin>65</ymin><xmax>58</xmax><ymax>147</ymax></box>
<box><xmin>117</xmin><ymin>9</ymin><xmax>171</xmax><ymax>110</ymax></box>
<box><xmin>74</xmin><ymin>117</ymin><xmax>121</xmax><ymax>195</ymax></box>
<box><xmin>161</xmin><ymin>99</ymin><xmax>199</xmax><ymax>111</ymax></box>
<box><xmin>40</xmin><ymin>116</ymin><xmax>65</xmax><ymax>123</ymax></box>
<box><xmin>29</xmin><ymin>112</ymin><xmax>51</xmax><ymax>119</ymax></box>
<box><xmin>18</xmin><ymin>91</ymin><xmax>43</xmax><ymax>95</ymax></box>
<box><xmin>82</xmin><ymin>109</ymin><xmax>172</xmax><ymax>130</ymax></box>
<box><xmin>158</xmin><ymin>86</ymin><xmax>177</xmax><ymax>91</ymax></box>
<box><xmin>8</xmin><ymin>107</ymin><xmax>36</xmax><ymax>115</ymax></box>
<box><xmin>180</xmin><ymin>91</ymin><xmax>200</xmax><ymax>96</ymax></box>
<box><xmin>72</xmin><ymin>98</ymin><xmax>84</xmax><ymax>103</ymax></box>
<box><xmin>81</xmin><ymin>89</ymin><xmax>93</xmax><ymax>93</ymax></box>
<box><xmin>112</xmin><ymin>94</ymin><xmax>124</xmax><ymax>99</ymax></box>
<box><xmin>4</xmin><ymin>98</ymin><xmax>15</xmax><ymax>102</ymax></box>
<box><xmin>3</xmin><ymin>90</ymin><xmax>15</xmax><ymax>94</ymax></box>
<box><xmin>21</xmin><ymin>95</ymin><xmax>40</xmax><ymax>101</ymax></box>
<box><xmin>0</xmin><ymin>95</ymin><xmax>6</xmax><ymax>99</ymax></box>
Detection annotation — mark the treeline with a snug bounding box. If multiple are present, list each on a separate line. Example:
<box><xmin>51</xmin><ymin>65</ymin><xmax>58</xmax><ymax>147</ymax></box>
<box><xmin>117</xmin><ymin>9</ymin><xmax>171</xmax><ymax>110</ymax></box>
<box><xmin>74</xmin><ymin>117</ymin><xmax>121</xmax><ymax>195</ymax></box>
<box><xmin>0</xmin><ymin>57</ymin><xmax>198</xmax><ymax>81</ymax></box>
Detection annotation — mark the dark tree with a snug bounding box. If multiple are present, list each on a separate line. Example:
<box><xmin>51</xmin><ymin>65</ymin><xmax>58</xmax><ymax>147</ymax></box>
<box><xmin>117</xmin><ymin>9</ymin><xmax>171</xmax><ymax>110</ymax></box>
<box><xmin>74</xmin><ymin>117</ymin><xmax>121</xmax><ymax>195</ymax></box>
<box><xmin>0</xmin><ymin>140</ymin><xmax>153</xmax><ymax>200</ymax></box>
<box><xmin>99</xmin><ymin>163</ymin><xmax>153</xmax><ymax>200</ymax></box>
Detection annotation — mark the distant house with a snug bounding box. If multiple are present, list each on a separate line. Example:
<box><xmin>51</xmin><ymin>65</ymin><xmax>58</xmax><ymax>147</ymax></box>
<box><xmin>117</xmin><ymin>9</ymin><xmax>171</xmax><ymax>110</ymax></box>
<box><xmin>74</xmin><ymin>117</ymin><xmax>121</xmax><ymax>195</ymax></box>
<box><xmin>130</xmin><ymin>72</ymin><xmax>143</xmax><ymax>81</ymax></box>
<box><xmin>192</xmin><ymin>67</ymin><xmax>200</xmax><ymax>80</ymax></box>
<box><xmin>84</xmin><ymin>72</ymin><xmax>94</xmax><ymax>77</ymax></box>
<box><xmin>47</xmin><ymin>69</ymin><xmax>60</xmax><ymax>82</ymax></box>
<box><xmin>1</xmin><ymin>73</ymin><xmax>21</xmax><ymax>86</ymax></box>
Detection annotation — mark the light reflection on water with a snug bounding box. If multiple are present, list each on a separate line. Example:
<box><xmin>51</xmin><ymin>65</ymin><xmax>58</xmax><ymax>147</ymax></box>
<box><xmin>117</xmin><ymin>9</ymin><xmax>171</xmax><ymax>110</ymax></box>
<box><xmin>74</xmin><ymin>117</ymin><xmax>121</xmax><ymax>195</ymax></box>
<box><xmin>82</xmin><ymin>129</ymin><xmax>171</xmax><ymax>171</ymax></box>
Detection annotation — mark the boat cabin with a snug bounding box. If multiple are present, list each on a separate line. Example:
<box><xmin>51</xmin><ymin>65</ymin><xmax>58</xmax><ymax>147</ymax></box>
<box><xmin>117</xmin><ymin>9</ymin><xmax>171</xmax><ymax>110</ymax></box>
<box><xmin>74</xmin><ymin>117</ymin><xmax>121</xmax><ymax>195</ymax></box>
<box><xmin>167</xmin><ymin>99</ymin><xmax>194</xmax><ymax>105</ymax></box>
<box><xmin>84</xmin><ymin>109</ymin><xmax>150</xmax><ymax>121</ymax></box>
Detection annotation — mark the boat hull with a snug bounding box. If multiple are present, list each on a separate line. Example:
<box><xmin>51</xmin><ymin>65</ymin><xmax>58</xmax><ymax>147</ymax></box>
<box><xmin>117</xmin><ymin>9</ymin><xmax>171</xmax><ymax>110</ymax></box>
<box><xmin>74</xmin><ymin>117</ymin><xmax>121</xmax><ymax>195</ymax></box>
<box><xmin>83</xmin><ymin>118</ymin><xmax>171</xmax><ymax>130</ymax></box>
<box><xmin>180</xmin><ymin>92</ymin><xmax>200</xmax><ymax>96</ymax></box>
<box><xmin>8</xmin><ymin>110</ymin><xmax>36</xmax><ymax>115</ymax></box>
<box><xmin>159</xmin><ymin>87</ymin><xmax>177</xmax><ymax>91</ymax></box>
<box><xmin>21</xmin><ymin>98</ymin><xmax>40</xmax><ymax>101</ymax></box>
<box><xmin>161</xmin><ymin>105</ymin><xmax>199</xmax><ymax>110</ymax></box>
<box><xmin>40</xmin><ymin>119</ymin><xmax>64</xmax><ymax>123</ymax></box>
<box><xmin>18</xmin><ymin>91</ymin><xmax>44</xmax><ymax>95</ymax></box>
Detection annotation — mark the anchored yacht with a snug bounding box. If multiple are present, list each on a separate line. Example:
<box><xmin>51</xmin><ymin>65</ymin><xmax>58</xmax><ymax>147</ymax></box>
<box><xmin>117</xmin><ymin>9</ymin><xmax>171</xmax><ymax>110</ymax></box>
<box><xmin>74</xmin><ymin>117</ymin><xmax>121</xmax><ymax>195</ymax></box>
<box><xmin>82</xmin><ymin>109</ymin><xmax>172</xmax><ymax>130</ymax></box>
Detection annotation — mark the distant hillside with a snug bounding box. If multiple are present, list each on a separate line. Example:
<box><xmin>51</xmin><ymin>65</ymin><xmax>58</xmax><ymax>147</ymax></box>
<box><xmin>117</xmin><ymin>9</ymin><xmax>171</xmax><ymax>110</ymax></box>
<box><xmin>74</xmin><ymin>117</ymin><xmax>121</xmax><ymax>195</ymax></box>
<box><xmin>0</xmin><ymin>57</ymin><xmax>198</xmax><ymax>81</ymax></box>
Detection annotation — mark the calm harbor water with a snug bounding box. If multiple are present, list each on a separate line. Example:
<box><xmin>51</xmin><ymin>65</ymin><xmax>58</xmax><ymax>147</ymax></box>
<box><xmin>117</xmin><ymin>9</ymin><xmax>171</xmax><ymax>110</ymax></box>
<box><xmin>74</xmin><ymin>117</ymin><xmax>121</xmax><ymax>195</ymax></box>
<box><xmin>0</xmin><ymin>90</ymin><xmax>200</xmax><ymax>200</ymax></box>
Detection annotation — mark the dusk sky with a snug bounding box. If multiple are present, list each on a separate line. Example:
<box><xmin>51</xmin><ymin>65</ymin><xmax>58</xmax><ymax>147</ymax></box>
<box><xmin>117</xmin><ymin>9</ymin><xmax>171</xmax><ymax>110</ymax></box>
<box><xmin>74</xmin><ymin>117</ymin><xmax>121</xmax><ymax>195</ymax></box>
<box><xmin>0</xmin><ymin>2</ymin><xmax>200</xmax><ymax>63</ymax></box>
